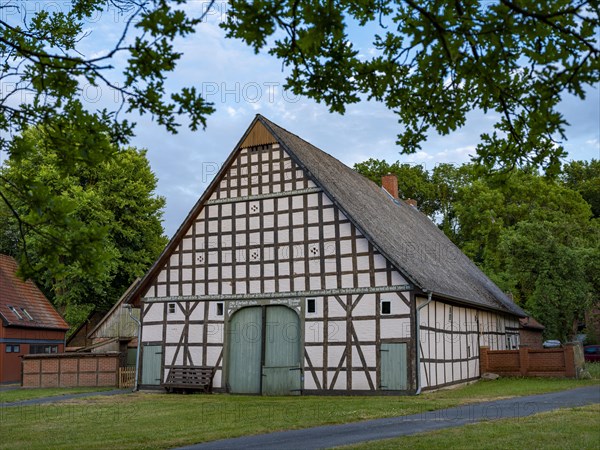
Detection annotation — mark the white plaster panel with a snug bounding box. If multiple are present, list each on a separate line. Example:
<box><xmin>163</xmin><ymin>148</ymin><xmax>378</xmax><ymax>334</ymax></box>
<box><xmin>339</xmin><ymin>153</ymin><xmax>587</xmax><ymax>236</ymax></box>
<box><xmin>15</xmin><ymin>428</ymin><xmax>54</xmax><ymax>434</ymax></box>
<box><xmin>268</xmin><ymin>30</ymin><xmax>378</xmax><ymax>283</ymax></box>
<box><xmin>142</xmin><ymin>324</ymin><xmax>163</xmax><ymax>342</ymax></box>
<box><xmin>143</xmin><ymin>303</ymin><xmax>163</xmax><ymax>323</ymax></box>
<box><xmin>188</xmin><ymin>347</ymin><xmax>203</xmax><ymax>367</ymax></box>
<box><xmin>189</xmin><ymin>304</ymin><xmax>205</xmax><ymax>321</ymax></box>
<box><xmin>420</xmin><ymin>364</ymin><xmax>428</xmax><ymax>389</ymax></box>
<box><xmin>329</xmin><ymin>371</ymin><xmax>346</xmax><ymax>390</ymax></box>
<box><xmin>355</xmin><ymin>238</ymin><xmax>370</xmax><ymax>254</ymax></box>
<box><xmin>206</xmin><ymin>346</ymin><xmax>223</xmax><ymax>366</ymax></box>
<box><xmin>187</xmin><ymin>324</ymin><xmax>204</xmax><ymax>344</ymax></box>
<box><xmin>144</xmin><ymin>286</ymin><xmax>156</xmax><ymax>298</ymax></box>
<box><xmin>328</xmin><ymin>321</ymin><xmax>346</xmax><ymax>343</ymax></box>
<box><xmin>352</xmin><ymin>296</ymin><xmax>376</xmax><ymax>317</ymax></box>
<box><xmin>353</xmin><ymin>320</ymin><xmax>376</xmax><ymax>342</ymax></box>
<box><xmin>206</xmin><ymin>323</ymin><xmax>225</xmax><ymax>344</ymax></box>
<box><xmin>381</xmin><ymin>317</ymin><xmax>411</xmax><ymax>339</ymax></box>
<box><xmin>374</xmin><ymin>271</ymin><xmax>388</xmax><ymax>286</ymax></box>
<box><xmin>352</xmin><ymin>344</ymin><xmax>376</xmax><ymax>367</ymax></box>
<box><xmin>327</xmin><ymin>345</ymin><xmax>345</xmax><ymax>368</ymax></box>
<box><xmin>338</xmin><ymin>222</ymin><xmax>352</xmax><ymax>237</ymax></box>
<box><xmin>156</xmin><ymin>284</ymin><xmax>167</xmax><ymax>297</ymax></box>
<box><xmin>328</xmin><ymin>299</ymin><xmax>347</xmax><ymax>318</ymax></box>
<box><xmin>355</xmin><ymin>273</ymin><xmax>370</xmax><ymax>287</ymax></box>
<box><xmin>305</xmin><ymin>346</ymin><xmax>323</xmax><ymax>368</ymax></box>
<box><xmin>390</xmin><ymin>270</ymin><xmax>406</xmax><ymax>285</ymax></box>
<box><xmin>182</xmin><ymin>239</ymin><xmax>193</xmax><ymax>251</ymax></box>
<box><xmin>304</xmin><ymin>372</ymin><xmax>319</xmax><ymax>390</ymax></box>
<box><xmin>305</xmin><ymin>322</ymin><xmax>324</xmax><ymax>343</ymax></box>
<box><xmin>351</xmin><ymin>371</ymin><xmax>371</xmax><ymax>390</ymax></box>
<box><xmin>306</xmin><ymin>179</ymin><xmax>317</xmax><ymax>188</ymax></box>
<box><xmin>157</xmin><ymin>269</ymin><xmax>167</xmax><ymax>283</ymax></box>
<box><xmin>166</xmin><ymin>324</ymin><xmax>184</xmax><ymax>344</ymax></box>
<box><xmin>163</xmin><ymin>346</ymin><xmax>176</xmax><ymax>366</ymax></box>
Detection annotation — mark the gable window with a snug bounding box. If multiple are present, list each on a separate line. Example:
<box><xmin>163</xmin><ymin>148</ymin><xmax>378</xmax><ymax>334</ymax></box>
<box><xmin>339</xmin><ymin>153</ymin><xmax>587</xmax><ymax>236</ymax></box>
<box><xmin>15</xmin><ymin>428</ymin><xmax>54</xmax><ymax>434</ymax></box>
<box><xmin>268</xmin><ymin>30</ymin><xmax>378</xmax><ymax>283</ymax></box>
<box><xmin>216</xmin><ymin>303</ymin><xmax>224</xmax><ymax>316</ymax></box>
<box><xmin>307</xmin><ymin>299</ymin><xmax>316</xmax><ymax>314</ymax></box>
<box><xmin>168</xmin><ymin>303</ymin><xmax>176</xmax><ymax>314</ymax></box>
<box><xmin>381</xmin><ymin>300</ymin><xmax>391</xmax><ymax>315</ymax></box>
<box><xmin>8</xmin><ymin>306</ymin><xmax>23</xmax><ymax>320</ymax></box>
<box><xmin>448</xmin><ymin>306</ymin><xmax>453</xmax><ymax>323</ymax></box>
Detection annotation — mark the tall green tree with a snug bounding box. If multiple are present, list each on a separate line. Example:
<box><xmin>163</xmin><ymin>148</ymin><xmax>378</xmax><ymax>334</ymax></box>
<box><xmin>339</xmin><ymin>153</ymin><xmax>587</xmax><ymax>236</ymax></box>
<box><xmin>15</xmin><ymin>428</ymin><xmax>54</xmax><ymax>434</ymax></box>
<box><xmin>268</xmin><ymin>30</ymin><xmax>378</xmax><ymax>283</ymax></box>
<box><xmin>561</xmin><ymin>160</ymin><xmax>600</xmax><ymax>218</ymax></box>
<box><xmin>0</xmin><ymin>127</ymin><xmax>167</xmax><ymax>325</ymax></box>
<box><xmin>1</xmin><ymin>0</ymin><xmax>215</xmax><ymax>279</ymax></box>
<box><xmin>224</xmin><ymin>1</ymin><xmax>599</xmax><ymax>174</ymax></box>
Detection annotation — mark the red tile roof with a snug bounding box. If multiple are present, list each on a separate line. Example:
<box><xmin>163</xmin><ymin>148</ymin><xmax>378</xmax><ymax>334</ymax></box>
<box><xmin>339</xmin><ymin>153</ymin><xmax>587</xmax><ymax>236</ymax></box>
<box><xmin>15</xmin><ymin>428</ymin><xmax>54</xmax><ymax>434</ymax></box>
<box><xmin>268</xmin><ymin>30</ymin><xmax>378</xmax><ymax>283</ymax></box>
<box><xmin>0</xmin><ymin>254</ymin><xmax>69</xmax><ymax>330</ymax></box>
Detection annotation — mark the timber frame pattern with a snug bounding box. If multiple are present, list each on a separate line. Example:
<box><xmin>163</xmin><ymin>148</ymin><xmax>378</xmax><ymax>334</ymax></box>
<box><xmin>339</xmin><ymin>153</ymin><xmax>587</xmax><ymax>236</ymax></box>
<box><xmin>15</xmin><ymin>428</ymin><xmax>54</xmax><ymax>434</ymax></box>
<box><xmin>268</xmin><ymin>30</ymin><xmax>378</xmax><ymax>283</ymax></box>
<box><xmin>129</xmin><ymin>115</ymin><xmax>525</xmax><ymax>394</ymax></box>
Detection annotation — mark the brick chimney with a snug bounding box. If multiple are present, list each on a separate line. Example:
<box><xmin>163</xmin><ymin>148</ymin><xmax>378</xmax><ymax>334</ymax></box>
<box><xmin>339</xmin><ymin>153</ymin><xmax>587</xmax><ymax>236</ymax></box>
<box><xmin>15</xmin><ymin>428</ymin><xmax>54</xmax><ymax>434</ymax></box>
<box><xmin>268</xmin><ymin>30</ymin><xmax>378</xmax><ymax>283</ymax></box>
<box><xmin>382</xmin><ymin>173</ymin><xmax>399</xmax><ymax>199</ymax></box>
<box><xmin>406</xmin><ymin>198</ymin><xmax>418</xmax><ymax>208</ymax></box>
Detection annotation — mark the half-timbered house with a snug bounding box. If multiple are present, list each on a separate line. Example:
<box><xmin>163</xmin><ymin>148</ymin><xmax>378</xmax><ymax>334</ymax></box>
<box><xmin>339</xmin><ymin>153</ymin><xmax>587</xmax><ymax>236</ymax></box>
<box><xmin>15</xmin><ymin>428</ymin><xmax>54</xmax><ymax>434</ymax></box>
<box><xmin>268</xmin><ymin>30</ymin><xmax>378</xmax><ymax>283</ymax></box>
<box><xmin>126</xmin><ymin>115</ymin><xmax>526</xmax><ymax>394</ymax></box>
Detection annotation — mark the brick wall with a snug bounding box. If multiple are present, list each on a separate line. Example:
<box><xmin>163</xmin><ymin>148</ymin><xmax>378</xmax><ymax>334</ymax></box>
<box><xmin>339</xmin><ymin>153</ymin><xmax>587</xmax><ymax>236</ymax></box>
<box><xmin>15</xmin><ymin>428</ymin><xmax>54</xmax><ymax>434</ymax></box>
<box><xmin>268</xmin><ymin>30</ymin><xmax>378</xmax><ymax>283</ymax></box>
<box><xmin>480</xmin><ymin>344</ymin><xmax>583</xmax><ymax>378</ymax></box>
<box><xmin>21</xmin><ymin>353</ymin><xmax>120</xmax><ymax>388</ymax></box>
<box><xmin>519</xmin><ymin>329</ymin><xmax>544</xmax><ymax>348</ymax></box>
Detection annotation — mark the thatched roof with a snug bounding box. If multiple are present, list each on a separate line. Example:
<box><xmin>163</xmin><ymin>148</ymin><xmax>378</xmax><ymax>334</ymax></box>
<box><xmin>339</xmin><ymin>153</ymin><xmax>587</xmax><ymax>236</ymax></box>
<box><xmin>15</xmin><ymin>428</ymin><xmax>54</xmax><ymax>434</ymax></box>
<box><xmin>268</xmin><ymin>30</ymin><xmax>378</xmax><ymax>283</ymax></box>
<box><xmin>127</xmin><ymin>115</ymin><xmax>525</xmax><ymax>317</ymax></box>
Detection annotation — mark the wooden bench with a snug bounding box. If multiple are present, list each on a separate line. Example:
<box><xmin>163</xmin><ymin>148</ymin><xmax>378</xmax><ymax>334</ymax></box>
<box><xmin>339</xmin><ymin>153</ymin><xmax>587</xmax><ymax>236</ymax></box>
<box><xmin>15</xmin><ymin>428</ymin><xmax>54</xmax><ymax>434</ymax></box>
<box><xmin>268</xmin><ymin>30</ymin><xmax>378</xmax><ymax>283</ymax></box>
<box><xmin>162</xmin><ymin>366</ymin><xmax>216</xmax><ymax>393</ymax></box>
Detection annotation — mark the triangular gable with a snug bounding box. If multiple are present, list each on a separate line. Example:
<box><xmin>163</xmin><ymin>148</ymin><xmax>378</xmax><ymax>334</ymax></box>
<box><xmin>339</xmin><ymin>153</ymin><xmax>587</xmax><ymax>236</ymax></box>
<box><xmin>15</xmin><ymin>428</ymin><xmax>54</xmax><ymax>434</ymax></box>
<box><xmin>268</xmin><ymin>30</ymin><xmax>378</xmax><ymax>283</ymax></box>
<box><xmin>127</xmin><ymin>116</ymin><xmax>411</xmax><ymax>304</ymax></box>
<box><xmin>240</xmin><ymin>120</ymin><xmax>278</xmax><ymax>148</ymax></box>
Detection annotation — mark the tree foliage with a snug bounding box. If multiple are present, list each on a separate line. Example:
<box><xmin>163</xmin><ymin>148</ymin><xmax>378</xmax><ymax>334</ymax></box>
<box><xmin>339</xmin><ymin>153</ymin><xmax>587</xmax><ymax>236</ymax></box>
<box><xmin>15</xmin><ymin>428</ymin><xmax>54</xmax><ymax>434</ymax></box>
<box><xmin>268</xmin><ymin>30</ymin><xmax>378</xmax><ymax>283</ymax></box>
<box><xmin>224</xmin><ymin>0</ymin><xmax>599</xmax><ymax>174</ymax></box>
<box><xmin>0</xmin><ymin>0</ymin><xmax>215</xmax><ymax>303</ymax></box>
<box><xmin>355</xmin><ymin>158</ymin><xmax>599</xmax><ymax>340</ymax></box>
<box><xmin>0</xmin><ymin>128</ymin><xmax>167</xmax><ymax>325</ymax></box>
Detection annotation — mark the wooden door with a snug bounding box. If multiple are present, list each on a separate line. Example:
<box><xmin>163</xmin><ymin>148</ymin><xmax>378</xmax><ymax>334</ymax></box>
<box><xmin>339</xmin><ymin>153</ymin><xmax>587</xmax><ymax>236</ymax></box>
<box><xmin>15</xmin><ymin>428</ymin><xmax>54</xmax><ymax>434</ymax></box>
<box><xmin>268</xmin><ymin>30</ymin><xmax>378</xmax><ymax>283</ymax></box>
<box><xmin>262</xmin><ymin>306</ymin><xmax>301</xmax><ymax>395</ymax></box>
<box><xmin>141</xmin><ymin>345</ymin><xmax>162</xmax><ymax>385</ymax></box>
<box><xmin>227</xmin><ymin>306</ymin><xmax>263</xmax><ymax>394</ymax></box>
<box><xmin>380</xmin><ymin>343</ymin><xmax>408</xmax><ymax>390</ymax></box>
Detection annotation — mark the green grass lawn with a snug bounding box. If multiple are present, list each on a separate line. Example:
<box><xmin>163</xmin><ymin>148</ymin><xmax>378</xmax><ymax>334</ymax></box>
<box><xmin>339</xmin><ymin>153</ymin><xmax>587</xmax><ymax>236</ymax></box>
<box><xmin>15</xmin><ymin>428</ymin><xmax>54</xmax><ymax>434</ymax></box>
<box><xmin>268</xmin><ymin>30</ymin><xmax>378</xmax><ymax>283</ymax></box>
<box><xmin>0</xmin><ymin>387</ymin><xmax>114</xmax><ymax>404</ymax></box>
<box><xmin>343</xmin><ymin>404</ymin><xmax>600</xmax><ymax>450</ymax></box>
<box><xmin>0</xmin><ymin>368</ymin><xmax>598</xmax><ymax>450</ymax></box>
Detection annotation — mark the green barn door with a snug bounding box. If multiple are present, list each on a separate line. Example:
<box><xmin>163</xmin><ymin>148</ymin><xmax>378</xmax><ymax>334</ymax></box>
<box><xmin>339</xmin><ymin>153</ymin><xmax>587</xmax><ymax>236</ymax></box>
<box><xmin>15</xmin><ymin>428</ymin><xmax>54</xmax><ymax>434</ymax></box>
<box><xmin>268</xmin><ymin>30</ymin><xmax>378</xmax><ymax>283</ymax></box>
<box><xmin>262</xmin><ymin>306</ymin><xmax>301</xmax><ymax>395</ymax></box>
<box><xmin>380</xmin><ymin>343</ymin><xmax>408</xmax><ymax>391</ymax></box>
<box><xmin>227</xmin><ymin>307</ymin><xmax>263</xmax><ymax>394</ymax></box>
<box><xmin>141</xmin><ymin>345</ymin><xmax>162</xmax><ymax>385</ymax></box>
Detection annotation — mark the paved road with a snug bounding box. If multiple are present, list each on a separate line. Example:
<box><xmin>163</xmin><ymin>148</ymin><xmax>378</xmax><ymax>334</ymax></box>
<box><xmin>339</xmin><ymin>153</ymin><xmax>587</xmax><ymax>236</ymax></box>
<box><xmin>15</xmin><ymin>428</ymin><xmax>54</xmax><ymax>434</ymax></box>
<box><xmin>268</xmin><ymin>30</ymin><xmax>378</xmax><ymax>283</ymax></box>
<box><xmin>1</xmin><ymin>389</ymin><xmax>131</xmax><ymax>408</ymax></box>
<box><xmin>180</xmin><ymin>385</ymin><xmax>600</xmax><ymax>450</ymax></box>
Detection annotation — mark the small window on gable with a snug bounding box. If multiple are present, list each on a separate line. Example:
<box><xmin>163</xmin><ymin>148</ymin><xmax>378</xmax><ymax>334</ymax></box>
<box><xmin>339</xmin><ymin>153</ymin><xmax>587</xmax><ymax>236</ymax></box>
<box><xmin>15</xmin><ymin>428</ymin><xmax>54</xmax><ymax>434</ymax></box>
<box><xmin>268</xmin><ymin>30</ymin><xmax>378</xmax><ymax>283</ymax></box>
<box><xmin>168</xmin><ymin>303</ymin><xmax>176</xmax><ymax>314</ymax></box>
<box><xmin>448</xmin><ymin>306</ymin><xmax>453</xmax><ymax>323</ymax></box>
<box><xmin>8</xmin><ymin>306</ymin><xmax>23</xmax><ymax>320</ymax></box>
<box><xmin>21</xmin><ymin>308</ymin><xmax>34</xmax><ymax>321</ymax></box>
<box><xmin>307</xmin><ymin>299</ymin><xmax>316</xmax><ymax>314</ymax></box>
<box><xmin>216</xmin><ymin>303</ymin><xmax>224</xmax><ymax>316</ymax></box>
<box><xmin>381</xmin><ymin>300</ymin><xmax>391</xmax><ymax>315</ymax></box>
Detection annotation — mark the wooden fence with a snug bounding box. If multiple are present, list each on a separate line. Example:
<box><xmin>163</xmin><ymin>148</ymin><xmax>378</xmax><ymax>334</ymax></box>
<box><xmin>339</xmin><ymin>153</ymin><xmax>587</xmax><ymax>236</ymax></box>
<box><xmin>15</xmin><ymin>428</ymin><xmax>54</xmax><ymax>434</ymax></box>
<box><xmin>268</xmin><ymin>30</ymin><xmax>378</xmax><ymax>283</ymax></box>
<box><xmin>119</xmin><ymin>367</ymin><xmax>136</xmax><ymax>388</ymax></box>
<box><xmin>480</xmin><ymin>343</ymin><xmax>584</xmax><ymax>378</ymax></box>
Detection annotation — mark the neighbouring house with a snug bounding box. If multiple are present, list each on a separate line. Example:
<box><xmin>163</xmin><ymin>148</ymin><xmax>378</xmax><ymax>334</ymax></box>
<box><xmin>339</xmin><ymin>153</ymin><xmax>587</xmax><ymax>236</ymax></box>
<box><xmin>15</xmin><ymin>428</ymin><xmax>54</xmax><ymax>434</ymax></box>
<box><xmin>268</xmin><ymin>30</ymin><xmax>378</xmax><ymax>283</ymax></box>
<box><xmin>519</xmin><ymin>316</ymin><xmax>545</xmax><ymax>348</ymax></box>
<box><xmin>65</xmin><ymin>311</ymin><xmax>106</xmax><ymax>351</ymax></box>
<box><xmin>0</xmin><ymin>254</ymin><xmax>69</xmax><ymax>384</ymax></box>
<box><xmin>125</xmin><ymin>115</ymin><xmax>526</xmax><ymax>394</ymax></box>
<box><xmin>66</xmin><ymin>280</ymin><xmax>140</xmax><ymax>368</ymax></box>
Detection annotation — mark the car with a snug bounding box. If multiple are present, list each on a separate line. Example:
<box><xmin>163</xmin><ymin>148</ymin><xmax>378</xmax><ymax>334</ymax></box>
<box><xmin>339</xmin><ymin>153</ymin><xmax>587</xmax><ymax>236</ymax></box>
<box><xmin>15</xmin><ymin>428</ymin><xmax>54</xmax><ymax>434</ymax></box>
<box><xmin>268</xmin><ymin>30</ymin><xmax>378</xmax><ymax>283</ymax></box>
<box><xmin>583</xmin><ymin>345</ymin><xmax>600</xmax><ymax>363</ymax></box>
<box><xmin>543</xmin><ymin>340</ymin><xmax>562</xmax><ymax>348</ymax></box>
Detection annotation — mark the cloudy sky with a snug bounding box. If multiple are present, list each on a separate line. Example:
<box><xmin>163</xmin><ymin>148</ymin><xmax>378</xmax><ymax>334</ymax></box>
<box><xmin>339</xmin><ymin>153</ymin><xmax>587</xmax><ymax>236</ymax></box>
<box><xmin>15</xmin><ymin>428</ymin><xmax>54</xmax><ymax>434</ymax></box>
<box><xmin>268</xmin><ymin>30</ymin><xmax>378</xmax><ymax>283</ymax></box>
<box><xmin>5</xmin><ymin>1</ymin><xmax>600</xmax><ymax>237</ymax></box>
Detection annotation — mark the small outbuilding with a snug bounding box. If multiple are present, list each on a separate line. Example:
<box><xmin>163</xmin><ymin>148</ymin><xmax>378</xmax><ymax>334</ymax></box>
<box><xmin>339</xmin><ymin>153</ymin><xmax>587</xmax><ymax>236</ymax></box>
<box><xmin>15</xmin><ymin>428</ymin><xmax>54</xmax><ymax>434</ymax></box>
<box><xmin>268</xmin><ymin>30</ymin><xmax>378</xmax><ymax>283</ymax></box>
<box><xmin>127</xmin><ymin>116</ymin><xmax>526</xmax><ymax>394</ymax></box>
<box><xmin>0</xmin><ymin>254</ymin><xmax>69</xmax><ymax>384</ymax></box>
